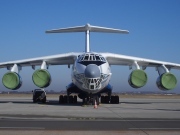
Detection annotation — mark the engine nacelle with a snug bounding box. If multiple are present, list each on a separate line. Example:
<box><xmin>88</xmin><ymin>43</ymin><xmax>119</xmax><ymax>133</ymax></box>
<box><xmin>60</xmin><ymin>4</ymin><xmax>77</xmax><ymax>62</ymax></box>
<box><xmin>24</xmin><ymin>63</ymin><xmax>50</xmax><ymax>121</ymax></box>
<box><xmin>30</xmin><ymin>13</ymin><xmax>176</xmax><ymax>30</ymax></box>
<box><xmin>128</xmin><ymin>69</ymin><xmax>148</xmax><ymax>88</ymax></box>
<box><xmin>2</xmin><ymin>72</ymin><xmax>22</xmax><ymax>90</ymax></box>
<box><xmin>156</xmin><ymin>73</ymin><xmax>177</xmax><ymax>90</ymax></box>
<box><xmin>32</xmin><ymin>69</ymin><xmax>51</xmax><ymax>88</ymax></box>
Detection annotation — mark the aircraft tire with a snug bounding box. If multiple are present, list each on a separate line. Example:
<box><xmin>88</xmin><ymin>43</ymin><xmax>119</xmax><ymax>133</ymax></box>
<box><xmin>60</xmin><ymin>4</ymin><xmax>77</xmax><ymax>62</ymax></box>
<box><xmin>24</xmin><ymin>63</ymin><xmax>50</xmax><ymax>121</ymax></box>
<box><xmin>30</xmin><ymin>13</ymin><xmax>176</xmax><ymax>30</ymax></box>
<box><xmin>101</xmin><ymin>96</ymin><xmax>105</xmax><ymax>103</ymax></box>
<box><xmin>64</xmin><ymin>95</ymin><xmax>67</xmax><ymax>103</ymax></box>
<box><xmin>115</xmin><ymin>96</ymin><xmax>119</xmax><ymax>104</ymax></box>
<box><xmin>110</xmin><ymin>95</ymin><xmax>115</xmax><ymax>104</ymax></box>
<box><xmin>59</xmin><ymin>95</ymin><xmax>64</xmax><ymax>103</ymax></box>
<box><xmin>33</xmin><ymin>99</ymin><xmax>36</xmax><ymax>103</ymax></box>
<box><xmin>69</xmin><ymin>95</ymin><xmax>73</xmax><ymax>103</ymax></box>
<box><xmin>42</xmin><ymin>97</ymin><xmax>46</xmax><ymax>103</ymax></box>
<box><xmin>82</xmin><ymin>98</ymin><xmax>87</xmax><ymax>105</ymax></box>
<box><xmin>73</xmin><ymin>95</ymin><xmax>77</xmax><ymax>103</ymax></box>
<box><xmin>105</xmin><ymin>96</ymin><xmax>110</xmax><ymax>104</ymax></box>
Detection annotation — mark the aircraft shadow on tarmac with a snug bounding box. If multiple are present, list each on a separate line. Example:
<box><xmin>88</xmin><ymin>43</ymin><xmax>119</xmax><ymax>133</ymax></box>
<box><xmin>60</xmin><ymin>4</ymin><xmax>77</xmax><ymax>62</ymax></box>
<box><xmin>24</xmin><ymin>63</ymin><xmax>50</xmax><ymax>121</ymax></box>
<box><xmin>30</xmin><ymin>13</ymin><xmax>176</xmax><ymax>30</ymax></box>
<box><xmin>0</xmin><ymin>100</ymin><xmax>83</xmax><ymax>106</ymax></box>
<box><xmin>114</xmin><ymin>106</ymin><xmax>180</xmax><ymax>112</ymax></box>
<box><xmin>1</xmin><ymin>100</ymin><xmax>180</xmax><ymax>111</ymax></box>
<box><xmin>107</xmin><ymin>101</ymin><xmax>180</xmax><ymax>112</ymax></box>
<box><xmin>121</xmin><ymin>101</ymin><xmax>180</xmax><ymax>104</ymax></box>
<box><xmin>120</xmin><ymin>102</ymin><xmax>152</xmax><ymax>104</ymax></box>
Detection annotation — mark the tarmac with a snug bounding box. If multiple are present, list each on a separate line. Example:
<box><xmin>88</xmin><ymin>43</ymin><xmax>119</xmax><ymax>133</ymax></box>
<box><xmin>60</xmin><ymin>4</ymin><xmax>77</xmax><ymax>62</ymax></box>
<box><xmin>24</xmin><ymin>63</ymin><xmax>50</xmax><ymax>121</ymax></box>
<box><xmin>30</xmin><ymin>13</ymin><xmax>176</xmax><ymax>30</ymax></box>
<box><xmin>0</xmin><ymin>94</ymin><xmax>180</xmax><ymax>135</ymax></box>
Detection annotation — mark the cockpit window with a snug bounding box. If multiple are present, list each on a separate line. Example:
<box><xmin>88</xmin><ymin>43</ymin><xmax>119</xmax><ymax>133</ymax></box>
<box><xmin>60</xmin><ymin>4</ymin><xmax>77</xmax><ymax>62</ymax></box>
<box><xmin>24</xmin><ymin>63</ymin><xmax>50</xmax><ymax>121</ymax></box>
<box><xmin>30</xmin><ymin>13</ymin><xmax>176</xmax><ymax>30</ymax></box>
<box><xmin>78</xmin><ymin>54</ymin><xmax>106</xmax><ymax>62</ymax></box>
<box><xmin>78</xmin><ymin>53</ymin><xmax>106</xmax><ymax>66</ymax></box>
<box><xmin>80</xmin><ymin>56</ymin><xmax>84</xmax><ymax>61</ymax></box>
<box><xmin>84</xmin><ymin>55</ymin><xmax>89</xmax><ymax>60</ymax></box>
<box><xmin>89</xmin><ymin>54</ymin><xmax>95</xmax><ymax>61</ymax></box>
<box><xmin>95</xmin><ymin>55</ymin><xmax>100</xmax><ymax>61</ymax></box>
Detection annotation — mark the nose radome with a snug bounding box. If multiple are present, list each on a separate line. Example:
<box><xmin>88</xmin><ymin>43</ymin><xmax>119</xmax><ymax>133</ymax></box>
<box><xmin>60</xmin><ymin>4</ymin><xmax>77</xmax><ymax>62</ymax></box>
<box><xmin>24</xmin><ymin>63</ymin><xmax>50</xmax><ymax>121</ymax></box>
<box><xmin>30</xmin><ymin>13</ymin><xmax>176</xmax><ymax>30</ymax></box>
<box><xmin>84</xmin><ymin>64</ymin><xmax>100</xmax><ymax>78</ymax></box>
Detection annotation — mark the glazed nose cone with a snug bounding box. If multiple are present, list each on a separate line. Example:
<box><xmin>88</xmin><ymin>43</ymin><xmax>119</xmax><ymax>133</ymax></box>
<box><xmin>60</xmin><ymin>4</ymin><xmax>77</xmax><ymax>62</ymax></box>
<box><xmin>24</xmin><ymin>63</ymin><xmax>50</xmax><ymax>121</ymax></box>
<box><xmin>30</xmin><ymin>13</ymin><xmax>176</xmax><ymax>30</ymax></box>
<box><xmin>84</xmin><ymin>64</ymin><xmax>100</xmax><ymax>78</ymax></box>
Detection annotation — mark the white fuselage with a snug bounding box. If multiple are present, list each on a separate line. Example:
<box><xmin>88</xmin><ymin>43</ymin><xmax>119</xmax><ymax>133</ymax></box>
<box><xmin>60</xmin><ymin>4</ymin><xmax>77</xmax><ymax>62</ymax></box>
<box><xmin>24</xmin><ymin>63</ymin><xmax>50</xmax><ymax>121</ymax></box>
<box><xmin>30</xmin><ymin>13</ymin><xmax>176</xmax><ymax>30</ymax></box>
<box><xmin>71</xmin><ymin>52</ymin><xmax>112</xmax><ymax>94</ymax></box>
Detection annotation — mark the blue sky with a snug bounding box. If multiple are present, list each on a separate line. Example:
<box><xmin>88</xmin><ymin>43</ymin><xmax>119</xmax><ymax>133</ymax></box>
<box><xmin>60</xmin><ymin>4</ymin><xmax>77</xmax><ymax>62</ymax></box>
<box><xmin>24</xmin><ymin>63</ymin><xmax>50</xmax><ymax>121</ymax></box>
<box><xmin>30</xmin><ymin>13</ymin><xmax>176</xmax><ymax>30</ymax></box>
<box><xmin>0</xmin><ymin>0</ymin><xmax>180</xmax><ymax>93</ymax></box>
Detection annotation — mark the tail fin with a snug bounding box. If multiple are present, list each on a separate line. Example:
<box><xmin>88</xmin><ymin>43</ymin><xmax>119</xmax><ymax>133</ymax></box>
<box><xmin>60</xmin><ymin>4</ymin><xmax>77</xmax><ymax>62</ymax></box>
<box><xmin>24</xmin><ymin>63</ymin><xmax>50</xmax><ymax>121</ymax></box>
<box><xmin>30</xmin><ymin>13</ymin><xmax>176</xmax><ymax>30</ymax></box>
<box><xmin>46</xmin><ymin>24</ymin><xmax>129</xmax><ymax>52</ymax></box>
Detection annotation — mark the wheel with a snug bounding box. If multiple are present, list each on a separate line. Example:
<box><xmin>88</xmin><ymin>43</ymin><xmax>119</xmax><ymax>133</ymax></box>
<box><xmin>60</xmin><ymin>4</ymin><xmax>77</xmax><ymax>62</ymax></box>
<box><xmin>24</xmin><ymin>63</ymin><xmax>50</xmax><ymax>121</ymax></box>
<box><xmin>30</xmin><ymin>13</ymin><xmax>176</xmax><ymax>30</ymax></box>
<box><xmin>115</xmin><ymin>95</ymin><xmax>119</xmax><ymax>104</ymax></box>
<box><xmin>101</xmin><ymin>96</ymin><xmax>105</xmax><ymax>103</ymax></box>
<box><xmin>33</xmin><ymin>96</ymin><xmax>37</xmax><ymax>103</ymax></box>
<box><xmin>42</xmin><ymin>97</ymin><xmax>46</xmax><ymax>103</ymax></box>
<box><xmin>96</xmin><ymin>96</ymin><xmax>99</xmax><ymax>105</ymax></box>
<box><xmin>64</xmin><ymin>95</ymin><xmax>67</xmax><ymax>103</ymax></box>
<box><xmin>73</xmin><ymin>95</ymin><xmax>77</xmax><ymax>103</ymax></box>
<box><xmin>110</xmin><ymin>95</ymin><xmax>115</xmax><ymax>104</ymax></box>
<box><xmin>105</xmin><ymin>96</ymin><xmax>110</xmax><ymax>104</ymax></box>
<box><xmin>82</xmin><ymin>97</ymin><xmax>87</xmax><ymax>105</ymax></box>
<box><xmin>69</xmin><ymin>95</ymin><xmax>73</xmax><ymax>103</ymax></box>
<box><xmin>33</xmin><ymin>99</ymin><xmax>36</xmax><ymax>103</ymax></box>
<box><xmin>59</xmin><ymin>95</ymin><xmax>64</xmax><ymax>103</ymax></box>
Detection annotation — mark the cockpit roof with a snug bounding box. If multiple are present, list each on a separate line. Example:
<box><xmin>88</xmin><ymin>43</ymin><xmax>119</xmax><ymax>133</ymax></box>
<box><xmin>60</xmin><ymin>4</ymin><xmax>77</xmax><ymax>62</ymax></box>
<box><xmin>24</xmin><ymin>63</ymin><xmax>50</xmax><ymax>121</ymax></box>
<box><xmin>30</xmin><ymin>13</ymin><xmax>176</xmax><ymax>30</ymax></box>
<box><xmin>78</xmin><ymin>53</ymin><xmax>106</xmax><ymax>62</ymax></box>
<box><xmin>78</xmin><ymin>53</ymin><xmax>106</xmax><ymax>66</ymax></box>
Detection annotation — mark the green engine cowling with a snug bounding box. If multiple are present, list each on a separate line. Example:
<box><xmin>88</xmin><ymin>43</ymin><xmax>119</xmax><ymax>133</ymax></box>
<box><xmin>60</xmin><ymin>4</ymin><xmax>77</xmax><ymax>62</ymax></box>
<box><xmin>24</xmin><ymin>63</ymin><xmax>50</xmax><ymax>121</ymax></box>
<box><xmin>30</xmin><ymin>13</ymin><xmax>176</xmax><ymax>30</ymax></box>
<box><xmin>156</xmin><ymin>73</ymin><xmax>177</xmax><ymax>90</ymax></box>
<box><xmin>128</xmin><ymin>69</ymin><xmax>148</xmax><ymax>88</ymax></box>
<box><xmin>2</xmin><ymin>72</ymin><xmax>22</xmax><ymax>90</ymax></box>
<box><xmin>32</xmin><ymin>69</ymin><xmax>51</xmax><ymax>88</ymax></box>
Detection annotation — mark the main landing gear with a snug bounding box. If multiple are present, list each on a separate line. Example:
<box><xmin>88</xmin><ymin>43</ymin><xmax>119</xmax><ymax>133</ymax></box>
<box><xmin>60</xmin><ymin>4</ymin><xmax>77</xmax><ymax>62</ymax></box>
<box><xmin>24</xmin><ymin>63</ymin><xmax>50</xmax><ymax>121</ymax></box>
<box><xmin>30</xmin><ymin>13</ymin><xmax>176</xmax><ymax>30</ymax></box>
<box><xmin>100</xmin><ymin>95</ymin><xmax>119</xmax><ymax>104</ymax></box>
<box><xmin>81</xmin><ymin>93</ymin><xmax>120</xmax><ymax>105</ymax></box>
<box><xmin>59</xmin><ymin>95</ymin><xmax>77</xmax><ymax>104</ymax></box>
<box><xmin>58</xmin><ymin>94</ymin><xmax>119</xmax><ymax>105</ymax></box>
<box><xmin>59</xmin><ymin>84</ymin><xmax>119</xmax><ymax>105</ymax></box>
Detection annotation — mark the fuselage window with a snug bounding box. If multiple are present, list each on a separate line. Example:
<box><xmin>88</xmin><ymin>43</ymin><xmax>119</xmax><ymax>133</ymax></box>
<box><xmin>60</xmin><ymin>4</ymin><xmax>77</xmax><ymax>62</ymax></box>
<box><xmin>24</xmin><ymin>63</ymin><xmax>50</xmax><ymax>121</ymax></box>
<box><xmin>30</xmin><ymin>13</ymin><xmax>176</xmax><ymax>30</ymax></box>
<box><xmin>91</xmin><ymin>79</ymin><xmax>94</xmax><ymax>83</ymax></box>
<box><xmin>94</xmin><ymin>79</ymin><xmax>97</xmax><ymax>83</ymax></box>
<box><xmin>90</xmin><ymin>85</ymin><xmax>94</xmax><ymax>89</ymax></box>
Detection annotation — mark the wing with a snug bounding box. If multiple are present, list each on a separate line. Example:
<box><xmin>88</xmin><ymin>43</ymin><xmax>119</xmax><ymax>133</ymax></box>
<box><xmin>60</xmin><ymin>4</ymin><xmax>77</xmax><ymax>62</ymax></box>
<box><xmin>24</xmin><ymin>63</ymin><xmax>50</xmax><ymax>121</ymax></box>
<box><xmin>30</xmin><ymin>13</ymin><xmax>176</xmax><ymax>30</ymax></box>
<box><xmin>0</xmin><ymin>52</ymin><xmax>80</xmax><ymax>68</ymax></box>
<box><xmin>101</xmin><ymin>53</ymin><xmax>180</xmax><ymax>70</ymax></box>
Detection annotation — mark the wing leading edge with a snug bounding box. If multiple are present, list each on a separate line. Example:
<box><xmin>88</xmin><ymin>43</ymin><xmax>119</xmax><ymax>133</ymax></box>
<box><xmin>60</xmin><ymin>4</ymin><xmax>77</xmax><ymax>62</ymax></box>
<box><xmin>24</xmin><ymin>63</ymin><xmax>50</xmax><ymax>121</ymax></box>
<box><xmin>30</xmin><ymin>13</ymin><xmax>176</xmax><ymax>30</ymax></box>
<box><xmin>0</xmin><ymin>52</ymin><xmax>80</xmax><ymax>68</ymax></box>
<box><xmin>101</xmin><ymin>53</ymin><xmax>180</xmax><ymax>70</ymax></box>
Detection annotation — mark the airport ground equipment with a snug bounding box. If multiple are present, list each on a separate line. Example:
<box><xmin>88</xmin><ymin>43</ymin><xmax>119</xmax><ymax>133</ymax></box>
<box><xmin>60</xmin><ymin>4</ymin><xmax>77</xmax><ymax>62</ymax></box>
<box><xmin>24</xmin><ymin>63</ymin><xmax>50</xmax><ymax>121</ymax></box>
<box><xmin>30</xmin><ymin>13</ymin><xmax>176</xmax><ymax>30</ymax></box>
<box><xmin>32</xmin><ymin>89</ymin><xmax>46</xmax><ymax>103</ymax></box>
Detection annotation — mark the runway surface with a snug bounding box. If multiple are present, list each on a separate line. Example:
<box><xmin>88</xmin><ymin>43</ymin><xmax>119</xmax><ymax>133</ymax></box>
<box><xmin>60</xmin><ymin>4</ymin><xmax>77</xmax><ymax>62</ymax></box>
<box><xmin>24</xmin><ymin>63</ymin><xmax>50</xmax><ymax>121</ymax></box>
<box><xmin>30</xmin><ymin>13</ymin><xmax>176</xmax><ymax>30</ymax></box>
<box><xmin>0</xmin><ymin>94</ymin><xmax>180</xmax><ymax>135</ymax></box>
<box><xmin>1</xmin><ymin>118</ymin><xmax>180</xmax><ymax>131</ymax></box>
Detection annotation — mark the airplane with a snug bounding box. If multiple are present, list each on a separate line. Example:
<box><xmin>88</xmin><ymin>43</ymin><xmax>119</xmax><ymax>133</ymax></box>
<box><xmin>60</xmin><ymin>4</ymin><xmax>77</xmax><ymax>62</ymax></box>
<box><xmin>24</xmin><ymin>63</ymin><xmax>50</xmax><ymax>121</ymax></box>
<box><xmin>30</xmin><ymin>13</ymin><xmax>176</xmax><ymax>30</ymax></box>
<box><xmin>0</xmin><ymin>23</ymin><xmax>180</xmax><ymax>105</ymax></box>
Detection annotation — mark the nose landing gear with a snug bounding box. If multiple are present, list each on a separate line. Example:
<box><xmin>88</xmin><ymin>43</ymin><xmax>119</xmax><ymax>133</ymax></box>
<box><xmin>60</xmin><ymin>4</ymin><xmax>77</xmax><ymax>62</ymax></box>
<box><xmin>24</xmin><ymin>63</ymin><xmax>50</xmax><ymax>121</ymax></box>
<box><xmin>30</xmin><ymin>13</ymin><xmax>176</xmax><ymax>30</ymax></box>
<box><xmin>82</xmin><ymin>95</ymin><xmax>100</xmax><ymax>105</ymax></box>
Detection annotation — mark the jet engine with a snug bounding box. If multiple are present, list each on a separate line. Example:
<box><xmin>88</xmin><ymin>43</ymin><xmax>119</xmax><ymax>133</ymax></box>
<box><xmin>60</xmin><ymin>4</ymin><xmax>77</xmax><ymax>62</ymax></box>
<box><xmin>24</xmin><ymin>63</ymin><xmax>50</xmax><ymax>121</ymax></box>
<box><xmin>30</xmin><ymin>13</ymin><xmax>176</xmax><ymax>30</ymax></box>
<box><xmin>128</xmin><ymin>69</ymin><xmax>148</xmax><ymax>88</ymax></box>
<box><xmin>156</xmin><ymin>73</ymin><xmax>177</xmax><ymax>90</ymax></box>
<box><xmin>2</xmin><ymin>72</ymin><xmax>22</xmax><ymax>90</ymax></box>
<box><xmin>32</xmin><ymin>69</ymin><xmax>51</xmax><ymax>88</ymax></box>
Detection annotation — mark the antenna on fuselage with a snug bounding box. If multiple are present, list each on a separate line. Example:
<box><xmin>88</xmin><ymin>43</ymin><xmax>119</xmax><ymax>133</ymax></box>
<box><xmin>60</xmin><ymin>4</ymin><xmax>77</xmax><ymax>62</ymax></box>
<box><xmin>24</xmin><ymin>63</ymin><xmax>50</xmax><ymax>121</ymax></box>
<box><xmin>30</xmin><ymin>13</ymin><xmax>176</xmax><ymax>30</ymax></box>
<box><xmin>46</xmin><ymin>23</ymin><xmax>129</xmax><ymax>53</ymax></box>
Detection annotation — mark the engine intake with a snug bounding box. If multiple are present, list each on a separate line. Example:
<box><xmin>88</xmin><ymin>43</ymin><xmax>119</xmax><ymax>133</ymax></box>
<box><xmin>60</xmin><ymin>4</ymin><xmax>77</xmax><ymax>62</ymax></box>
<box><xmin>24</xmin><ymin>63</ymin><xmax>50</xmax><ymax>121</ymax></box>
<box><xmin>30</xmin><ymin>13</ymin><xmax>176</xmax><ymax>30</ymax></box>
<box><xmin>32</xmin><ymin>69</ymin><xmax>51</xmax><ymax>88</ymax></box>
<box><xmin>128</xmin><ymin>69</ymin><xmax>148</xmax><ymax>88</ymax></box>
<box><xmin>2</xmin><ymin>72</ymin><xmax>22</xmax><ymax>90</ymax></box>
<box><xmin>156</xmin><ymin>73</ymin><xmax>177</xmax><ymax>90</ymax></box>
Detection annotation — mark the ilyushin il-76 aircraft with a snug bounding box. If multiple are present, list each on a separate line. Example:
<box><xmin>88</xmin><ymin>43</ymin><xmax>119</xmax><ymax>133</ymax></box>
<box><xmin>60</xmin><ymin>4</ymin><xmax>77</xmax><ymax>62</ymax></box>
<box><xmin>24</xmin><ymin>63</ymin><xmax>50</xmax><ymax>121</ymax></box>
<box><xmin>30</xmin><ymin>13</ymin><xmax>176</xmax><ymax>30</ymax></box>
<box><xmin>0</xmin><ymin>24</ymin><xmax>180</xmax><ymax>105</ymax></box>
